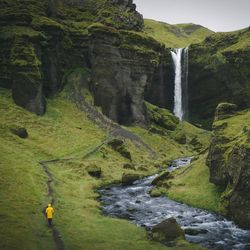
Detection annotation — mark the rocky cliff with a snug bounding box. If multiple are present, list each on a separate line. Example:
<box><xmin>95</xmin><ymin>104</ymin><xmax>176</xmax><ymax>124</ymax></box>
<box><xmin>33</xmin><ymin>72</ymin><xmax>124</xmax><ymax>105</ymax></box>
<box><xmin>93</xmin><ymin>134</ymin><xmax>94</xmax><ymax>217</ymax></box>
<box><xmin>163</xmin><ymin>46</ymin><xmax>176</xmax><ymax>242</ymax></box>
<box><xmin>207</xmin><ymin>103</ymin><xmax>250</xmax><ymax>228</ymax></box>
<box><xmin>1</xmin><ymin>0</ymin><xmax>169</xmax><ymax>125</ymax></box>
<box><xmin>188</xmin><ymin>29</ymin><xmax>250</xmax><ymax>128</ymax></box>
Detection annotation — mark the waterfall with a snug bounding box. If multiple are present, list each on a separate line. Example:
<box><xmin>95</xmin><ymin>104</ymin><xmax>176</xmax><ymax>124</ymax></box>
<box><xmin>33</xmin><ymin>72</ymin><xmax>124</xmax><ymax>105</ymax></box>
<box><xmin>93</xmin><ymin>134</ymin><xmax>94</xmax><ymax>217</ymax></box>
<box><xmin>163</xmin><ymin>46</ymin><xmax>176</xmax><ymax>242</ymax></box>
<box><xmin>170</xmin><ymin>47</ymin><xmax>189</xmax><ymax>121</ymax></box>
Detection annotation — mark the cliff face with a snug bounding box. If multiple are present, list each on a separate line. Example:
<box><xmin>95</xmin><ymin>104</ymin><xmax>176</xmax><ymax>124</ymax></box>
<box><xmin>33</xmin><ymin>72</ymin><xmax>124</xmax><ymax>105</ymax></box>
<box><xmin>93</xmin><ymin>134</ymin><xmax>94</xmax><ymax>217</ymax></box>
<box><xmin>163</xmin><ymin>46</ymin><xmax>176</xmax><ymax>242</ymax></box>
<box><xmin>188</xmin><ymin>29</ymin><xmax>250</xmax><ymax>128</ymax></box>
<box><xmin>0</xmin><ymin>0</ymin><xmax>174</xmax><ymax>125</ymax></box>
<box><xmin>207</xmin><ymin>103</ymin><xmax>250</xmax><ymax>228</ymax></box>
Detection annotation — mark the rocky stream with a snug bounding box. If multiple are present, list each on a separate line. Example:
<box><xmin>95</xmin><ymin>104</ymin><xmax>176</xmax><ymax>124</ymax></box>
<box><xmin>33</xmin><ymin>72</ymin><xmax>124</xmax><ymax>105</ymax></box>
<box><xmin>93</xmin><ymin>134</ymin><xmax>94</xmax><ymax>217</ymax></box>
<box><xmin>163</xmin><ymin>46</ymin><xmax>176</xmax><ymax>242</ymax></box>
<box><xmin>99</xmin><ymin>158</ymin><xmax>250</xmax><ymax>250</ymax></box>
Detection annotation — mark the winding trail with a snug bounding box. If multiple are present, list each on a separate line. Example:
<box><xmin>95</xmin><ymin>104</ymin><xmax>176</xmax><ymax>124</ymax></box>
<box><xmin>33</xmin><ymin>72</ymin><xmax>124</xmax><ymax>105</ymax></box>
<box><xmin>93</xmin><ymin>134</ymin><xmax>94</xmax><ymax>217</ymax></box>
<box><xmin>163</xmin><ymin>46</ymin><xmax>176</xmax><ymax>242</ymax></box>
<box><xmin>38</xmin><ymin>137</ymin><xmax>114</xmax><ymax>249</ymax></box>
<box><xmin>40</xmin><ymin>161</ymin><xmax>65</xmax><ymax>250</ymax></box>
<box><xmin>38</xmin><ymin>89</ymin><xmax>158</xmax><ymax>248</ymax></box>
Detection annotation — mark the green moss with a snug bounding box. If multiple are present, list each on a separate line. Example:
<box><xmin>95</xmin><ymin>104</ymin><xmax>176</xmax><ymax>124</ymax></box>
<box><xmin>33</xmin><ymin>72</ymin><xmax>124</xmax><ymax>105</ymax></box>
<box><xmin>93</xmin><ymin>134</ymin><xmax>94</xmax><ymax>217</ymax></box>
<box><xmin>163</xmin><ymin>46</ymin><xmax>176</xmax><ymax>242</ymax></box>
<box><xmin>0</xmin><ymin>88</ymin><xmax>204</xmax><ymax>249</ymax></box>
<box><xmin>166</xmin><ymin>155</ymin><xmax>222</xmax><ymax>212</ymax></box>
<box><xmin>143</xmin><ymin>19</ymin><xmax>214</xmax><ymax>48</ymax></box>
<box><xmin>31</xmin><ymin>16</ymin><xmax>63</xmax><ymax>31</ymax></box>
<box><xmin>145</xmin><ymin>101</ymin><xmax>179</xmax><ymax>131</ymax></box>
<box><xmin>0</xmin><ymin>26</ymin><xmax>44</xmax><ymax>41</ymax></box>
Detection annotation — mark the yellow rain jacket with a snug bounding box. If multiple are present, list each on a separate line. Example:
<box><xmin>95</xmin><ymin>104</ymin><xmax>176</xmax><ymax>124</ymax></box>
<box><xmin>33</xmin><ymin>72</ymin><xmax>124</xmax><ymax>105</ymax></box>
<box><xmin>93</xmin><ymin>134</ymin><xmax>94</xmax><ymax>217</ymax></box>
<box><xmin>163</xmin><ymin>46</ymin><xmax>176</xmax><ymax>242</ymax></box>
<box><xmin>45</xmin><ymin>204</ymin><xmax>54</xmax><ymax>219</ymax></box>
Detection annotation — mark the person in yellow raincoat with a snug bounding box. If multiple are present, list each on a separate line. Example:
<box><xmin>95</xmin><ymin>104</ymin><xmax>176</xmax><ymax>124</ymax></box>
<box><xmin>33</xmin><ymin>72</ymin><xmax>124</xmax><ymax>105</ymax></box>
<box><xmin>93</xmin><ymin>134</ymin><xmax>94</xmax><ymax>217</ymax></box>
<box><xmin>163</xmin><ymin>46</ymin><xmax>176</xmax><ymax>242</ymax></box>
<box><xmin>45</xmin><ymin>204</ymin><xmax>54</xmax><ymax>226</ymax></box>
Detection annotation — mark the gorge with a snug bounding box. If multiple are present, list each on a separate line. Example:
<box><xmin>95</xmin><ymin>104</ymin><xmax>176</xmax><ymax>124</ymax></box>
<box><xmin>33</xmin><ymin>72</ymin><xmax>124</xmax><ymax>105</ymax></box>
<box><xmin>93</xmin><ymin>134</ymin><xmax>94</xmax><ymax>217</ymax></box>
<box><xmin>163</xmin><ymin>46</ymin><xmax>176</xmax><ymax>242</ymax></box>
<box><xmin>0</xmin><ymin>0</ymin><xmax>250</xmax><ymax>249</ymax></box>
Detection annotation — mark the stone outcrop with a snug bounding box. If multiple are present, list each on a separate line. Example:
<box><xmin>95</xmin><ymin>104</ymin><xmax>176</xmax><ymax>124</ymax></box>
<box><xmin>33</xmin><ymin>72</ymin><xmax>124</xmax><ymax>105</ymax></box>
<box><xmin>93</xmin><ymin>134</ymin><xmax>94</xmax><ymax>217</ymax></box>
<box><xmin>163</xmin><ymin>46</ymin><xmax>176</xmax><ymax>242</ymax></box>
<box><xmin>0</xmin><ymin>0</ymin><xmax>173</xmax><ymax>126</ymax></box>
<box><xmin>207</xmin><ymin>104</ymin><xmax>250</xmax><ymax>228</ymax></box>
<box><xmin>188</xmin><ymin>29</ymin><xmax>250</xmax><ymax>129</ymax></box>
<box><xmin>148</xmin><ymin>217</ymin><xmax>185</xmax><ymax>242</ymax></box>
<box><xmin>121</xmin><ymin>172</ymin><xmax>140</xmax><ymax>185</ymax></box>
<box><xmin>214</xmin><ymin>103</ymin><xmax>238</xmax><ymax>120</ymax></box>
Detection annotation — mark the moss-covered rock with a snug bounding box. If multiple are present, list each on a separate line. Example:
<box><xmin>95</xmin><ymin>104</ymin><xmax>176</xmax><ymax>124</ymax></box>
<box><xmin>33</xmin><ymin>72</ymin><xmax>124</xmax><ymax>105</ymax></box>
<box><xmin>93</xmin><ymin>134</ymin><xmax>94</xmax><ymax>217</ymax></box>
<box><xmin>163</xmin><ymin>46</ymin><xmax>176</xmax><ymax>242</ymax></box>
<box><xmin>215</xmin><ymin>102</ymin><xmax>238</xmax><ymax>120</ymax></box>
<box><xmin>188</xmin><ymin>29</ymin><xmax>250</xmax><ymax>129</ymax></box>
<box><xmin>148</xmin><ymin>217</ymin><xmax>185</xmax><ymax>242</ymax></box>
<box><xmin>121</xmin><ymin>172</ymin><xmax>140</xmax><ymax>185</ymax></box>
<box><xmin>108</xmin><ymin>139</ymin><xmax>132</xmax><ymax>160</ymax></box>
<box><xmin>151</xmin><ymin>171</ymin><xmax>172</xmax><ymax>186</ymax></box>
<box><xmin>149</xmin><ymin>188</ymin><xmax>162</xmax><ymax>197</ymax></box>
<box><xmin>207</xmin><ymin>108</ymin><xmax>250</xmax><ymax>228</ymax></box>
<box><xmin>145</xmin><ymin>101</ymin><xmax>179</xmax><ymax>130</ymax></box>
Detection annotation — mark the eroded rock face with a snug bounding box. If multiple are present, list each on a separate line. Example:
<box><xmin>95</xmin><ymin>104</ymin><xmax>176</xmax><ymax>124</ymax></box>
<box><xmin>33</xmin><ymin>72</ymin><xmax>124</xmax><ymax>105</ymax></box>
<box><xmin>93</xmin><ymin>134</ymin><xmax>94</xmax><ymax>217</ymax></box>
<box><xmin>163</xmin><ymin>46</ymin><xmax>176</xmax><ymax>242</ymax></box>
<box><xmin>89</xmin><ymin>27</ymin><xmax>166</xmax><ymax>125</ymax></box>
<box><xmin>207</xmin><ymin>106</ymin><xmax>250</xmax><ymax>228</ymax></box>
<box><xmin>188</xmin><ymin>30</ymin><xmax>250</xmax><ymax>129</ymax></box>
<box><xmin>0</xmin><ymin>0</ymin><xmax>170</xmax><ymax>125</ymax></box>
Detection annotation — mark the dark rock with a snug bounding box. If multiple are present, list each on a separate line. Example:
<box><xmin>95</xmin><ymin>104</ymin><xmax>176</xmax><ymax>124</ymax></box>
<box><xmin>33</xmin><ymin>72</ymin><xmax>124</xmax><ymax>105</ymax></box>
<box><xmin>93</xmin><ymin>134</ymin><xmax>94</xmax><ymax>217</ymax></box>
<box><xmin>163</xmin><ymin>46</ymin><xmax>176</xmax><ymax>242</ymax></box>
<box><xmin>207</xmin><ymin>110</ymin><xmax>250</xmax><ymax>228</ymax></box>
<box><xmin>148</xmin><ymin>126</ymin><xmax>166</xmax><ymax>135</ymax></box>
<box><xmin>108</xmin><ymin>139</ymin><xmax>124</xmax><ymax>148</ymax></box>
<box><xmin>215</xmin><ymin>103</ymin><xmax>238</xmax><ymax>120</ymax></box>
<box><xmin>149</xmin><ymin>217</ymin><xmax>185</xmax><ymax>242</ymax></box>
<box><xmin>86</xmin><ymin>164</ymin><xmax>102</xmax><ymax>178</ymax></box>
<box><xmin>145</xmin><ymin>102</ymin><xmax>179</xmax><ymax>131</ymax></box>
<box><xmin>121</xmin><ymin>173</ymin><xmax>140</xmax><ymax>185</ymax></box>
<box><xmin>184</xmin><ymin>228</ymin><xmax>208</xmax><ymax>235</ymax></box>
<box><xmin>188</xmin><ymin>32</ymin><xmax>250</xmax><ymax>129</ymax></box>
<box><xmin>123</xmin><ymin>163</ymin><xmax>136</xmax><ymax>170</ymax></box>
<box><xmin>172</xmin><ymin>131</ymin><xmax>186</xmax><ymax>144</ymax></box>
<box><xmin>107</xmin><ymin>139</ymin><xmax>132</xmax><ymax>160</ymax></box>
<box><xmin>151</xmin><ymin>171</ymin><xmax>172</xmax><ymax>186</ymax></box>
<box><xmin>11</xmin><ymin>127</ymin><xmax>28</xmax><ymax>139</ymax></box>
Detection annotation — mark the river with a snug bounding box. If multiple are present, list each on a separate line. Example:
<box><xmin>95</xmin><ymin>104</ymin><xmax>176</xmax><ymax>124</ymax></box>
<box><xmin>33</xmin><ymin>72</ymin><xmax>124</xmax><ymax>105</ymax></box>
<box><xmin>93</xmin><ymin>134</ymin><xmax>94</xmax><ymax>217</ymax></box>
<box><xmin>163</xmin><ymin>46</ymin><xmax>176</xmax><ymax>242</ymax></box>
<box><xmin>99</xmin><ymin>158</ymin><xmax>250</xmax><ymax>250</ymax></box>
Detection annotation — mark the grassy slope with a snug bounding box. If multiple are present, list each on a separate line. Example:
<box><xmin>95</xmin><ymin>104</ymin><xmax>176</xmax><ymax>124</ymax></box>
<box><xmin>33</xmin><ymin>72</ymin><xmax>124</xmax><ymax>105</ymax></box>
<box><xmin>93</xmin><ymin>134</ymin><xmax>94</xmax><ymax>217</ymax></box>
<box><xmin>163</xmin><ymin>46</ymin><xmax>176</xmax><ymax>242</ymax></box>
<box><xmin>143</xmin><ymin>19</ymin><xmax>214</xmax><ymax>48</ymax></box>
<box><xmin>166</xmin><ymin>155</ymin><xmax>222</xmax><ymax>212</ymax></box>
<box><xmin>0</xmin><ymin>88</ymin><xmax>205</xmax><ymax>250</ymax></box>
<box><xmin>128</xmin><ymin>122</ymin><xmax>221</xmax><ymax>212</ymax></box>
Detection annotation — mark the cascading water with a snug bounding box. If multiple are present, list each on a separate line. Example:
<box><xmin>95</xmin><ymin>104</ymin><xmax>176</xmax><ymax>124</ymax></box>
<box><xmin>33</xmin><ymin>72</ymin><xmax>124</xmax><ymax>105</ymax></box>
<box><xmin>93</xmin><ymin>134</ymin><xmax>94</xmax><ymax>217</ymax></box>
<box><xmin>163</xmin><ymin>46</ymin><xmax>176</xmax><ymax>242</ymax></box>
<box><xmin>171</xmin><ymin>47</ymin><xmax>189</xmax><ymax>121</ymax></box>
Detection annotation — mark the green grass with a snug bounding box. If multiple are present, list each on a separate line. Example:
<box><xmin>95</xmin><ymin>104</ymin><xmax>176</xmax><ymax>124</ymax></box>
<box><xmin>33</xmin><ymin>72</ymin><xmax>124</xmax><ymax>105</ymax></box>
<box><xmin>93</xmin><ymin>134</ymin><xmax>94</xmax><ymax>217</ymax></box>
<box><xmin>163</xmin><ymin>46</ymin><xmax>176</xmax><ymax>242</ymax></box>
<box><xmin>165</xmin><ymin>155</ymin><xmax>222</xmax><ymax>212</ymax></box>
<box><xmin>143</xmin><ymin>19</ymin><xmax>214</xmax><ymax>48</ymax></box>
<box><xmin>0</xmin><ymin>88</ymin><xmax>207</xmax><ymax>249</ymax></box>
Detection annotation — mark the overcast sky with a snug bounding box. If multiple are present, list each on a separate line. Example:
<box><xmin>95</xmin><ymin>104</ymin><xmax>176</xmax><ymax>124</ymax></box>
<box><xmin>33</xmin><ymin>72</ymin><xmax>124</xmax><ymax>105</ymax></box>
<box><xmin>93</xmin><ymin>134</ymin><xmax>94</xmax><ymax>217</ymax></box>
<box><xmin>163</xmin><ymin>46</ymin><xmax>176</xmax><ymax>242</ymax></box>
<box><xmin>133</xmin><ymin>0</ymin><xmax>250</xmax><ymax>32</ymax></box>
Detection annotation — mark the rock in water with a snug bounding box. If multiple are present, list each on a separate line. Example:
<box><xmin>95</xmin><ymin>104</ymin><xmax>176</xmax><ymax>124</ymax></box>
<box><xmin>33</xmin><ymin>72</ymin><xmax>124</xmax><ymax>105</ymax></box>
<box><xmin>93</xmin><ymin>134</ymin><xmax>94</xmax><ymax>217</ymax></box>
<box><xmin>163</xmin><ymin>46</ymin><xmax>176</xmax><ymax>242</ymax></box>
<box><xmin>151</xmin><ymin>171</ymin><xmax>172</xmax><ymax>186</ymax></box>
<box><xmin>149</xmin><ymin>217</ymin><xmax>185</xmax><ymax>242</ymax></box>
<box><xmin>121</xmin><ymin>173</ymin><xmax>140</xmax><ymax>185</ymax></box>
<box><xmin>11</xmin><ymin>127</ymin><xmax>28</xmax><ymax>139</ymax></box>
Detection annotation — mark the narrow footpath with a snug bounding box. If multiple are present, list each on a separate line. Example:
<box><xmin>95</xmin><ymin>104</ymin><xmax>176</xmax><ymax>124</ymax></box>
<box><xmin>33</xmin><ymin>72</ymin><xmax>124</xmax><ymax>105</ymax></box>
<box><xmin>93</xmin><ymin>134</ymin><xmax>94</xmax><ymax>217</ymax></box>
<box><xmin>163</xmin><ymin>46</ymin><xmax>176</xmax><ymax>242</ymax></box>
<box><xmin>40</xmin><ymin>161</ymin><xmax>65</xmax><ymax>250</ymax></box>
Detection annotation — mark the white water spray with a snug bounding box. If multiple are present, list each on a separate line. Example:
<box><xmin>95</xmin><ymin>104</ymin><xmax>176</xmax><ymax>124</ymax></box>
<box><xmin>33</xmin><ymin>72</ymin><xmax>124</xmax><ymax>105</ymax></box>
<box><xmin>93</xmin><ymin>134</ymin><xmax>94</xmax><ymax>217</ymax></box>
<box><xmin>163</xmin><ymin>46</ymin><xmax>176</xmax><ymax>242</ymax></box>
<box><xmin>171</xmin><ymin>48</ymin><xmax>184</xmax><ymax>120</ymax></box>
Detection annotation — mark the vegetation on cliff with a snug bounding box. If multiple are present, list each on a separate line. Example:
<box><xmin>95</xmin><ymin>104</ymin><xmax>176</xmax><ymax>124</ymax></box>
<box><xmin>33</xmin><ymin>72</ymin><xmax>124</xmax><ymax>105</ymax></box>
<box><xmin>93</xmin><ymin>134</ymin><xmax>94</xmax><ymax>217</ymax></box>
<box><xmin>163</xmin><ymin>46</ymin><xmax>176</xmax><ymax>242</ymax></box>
<box><xmin>207</xmin><ymin>104</ymin><xmax>250</xmax><ymax>228</ymax></box>
<box><xmin>188</xmin><ymin>28</ymin><xmax>250</xmax><ymax>129</ymax></box>
<box><xmin>143</xmin><ymin>19</ymin><xmax>214</xmax><ymax>48</ymax></box>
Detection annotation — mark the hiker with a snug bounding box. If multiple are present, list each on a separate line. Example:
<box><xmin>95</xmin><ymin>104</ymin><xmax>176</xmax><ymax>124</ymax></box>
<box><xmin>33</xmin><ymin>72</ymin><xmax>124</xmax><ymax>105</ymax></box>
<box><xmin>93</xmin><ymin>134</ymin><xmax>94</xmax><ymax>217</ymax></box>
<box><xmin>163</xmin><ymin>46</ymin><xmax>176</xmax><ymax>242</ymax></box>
<box><xmin>45</xmin><ymin>203</ymin><xmax>54</xmax><ymax>226</ymax></box>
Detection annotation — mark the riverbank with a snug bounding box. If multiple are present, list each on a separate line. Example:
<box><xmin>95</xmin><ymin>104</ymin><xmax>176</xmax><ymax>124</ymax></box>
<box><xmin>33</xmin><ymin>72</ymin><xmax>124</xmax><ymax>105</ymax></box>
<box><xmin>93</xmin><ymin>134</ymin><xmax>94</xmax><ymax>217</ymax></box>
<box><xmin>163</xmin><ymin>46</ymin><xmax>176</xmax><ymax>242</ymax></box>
<box><xmin>0</xmin><ymin>88</ymin><xmax>207</xmax><ymax>249</ymax></box>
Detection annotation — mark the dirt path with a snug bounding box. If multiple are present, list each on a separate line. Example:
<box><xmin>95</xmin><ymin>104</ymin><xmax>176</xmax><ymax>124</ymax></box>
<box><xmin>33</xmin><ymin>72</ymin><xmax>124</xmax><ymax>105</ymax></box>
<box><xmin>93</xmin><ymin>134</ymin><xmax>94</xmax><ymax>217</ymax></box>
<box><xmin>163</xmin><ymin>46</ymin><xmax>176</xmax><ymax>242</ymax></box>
<box><xmin>40</xmin><ymin>161</ymin><xmax>65</xmax><ymax>250</ymax></box>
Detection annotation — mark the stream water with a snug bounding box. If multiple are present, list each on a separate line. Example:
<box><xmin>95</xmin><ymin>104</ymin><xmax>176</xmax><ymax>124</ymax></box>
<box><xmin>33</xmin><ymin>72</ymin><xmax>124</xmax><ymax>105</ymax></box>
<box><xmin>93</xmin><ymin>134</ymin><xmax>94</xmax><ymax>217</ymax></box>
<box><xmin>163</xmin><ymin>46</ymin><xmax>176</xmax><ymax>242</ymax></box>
<box><xmin>99</xmin><ymin>158</ymin><xmax>250</xmax><ymax>250</ymax></box>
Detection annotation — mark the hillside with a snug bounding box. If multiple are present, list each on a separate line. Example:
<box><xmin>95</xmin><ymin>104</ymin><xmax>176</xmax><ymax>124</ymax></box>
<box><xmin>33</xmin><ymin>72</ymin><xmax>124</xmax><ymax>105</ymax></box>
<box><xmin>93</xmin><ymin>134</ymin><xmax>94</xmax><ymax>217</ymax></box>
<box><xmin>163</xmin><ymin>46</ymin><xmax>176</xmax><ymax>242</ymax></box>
<box><xmin>188</xmin><ymin>28</ymin><xmax>250</xmax><ymax>128</ymax></box>
<box><xmin>143</xmin><ymin>19</ymin><xmax>214</xmax><ymax>47</ymax></box>
<box><xmin>0</xmin><ymin>87</ymin><xmax>211</xmax><ymax>249</ymax></box>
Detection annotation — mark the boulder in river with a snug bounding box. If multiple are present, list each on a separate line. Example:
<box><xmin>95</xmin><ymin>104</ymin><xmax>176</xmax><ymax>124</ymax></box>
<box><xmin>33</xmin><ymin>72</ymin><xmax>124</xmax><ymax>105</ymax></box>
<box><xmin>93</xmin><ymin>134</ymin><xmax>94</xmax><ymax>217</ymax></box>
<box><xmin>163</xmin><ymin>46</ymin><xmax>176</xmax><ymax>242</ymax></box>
<box><xmin>121</xmin><ymin>173</ymin><xmax>140</xmax><ymax>185</ymax></box>
<box><xmin>149</xmin><ymin>217</ymin><xmax>185</xmax><ymax>242</ymax></box>
<box><xmin>151</xmin><ymin>171</ymin><xmax>173</xmax><ymax>186</ymax></box>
